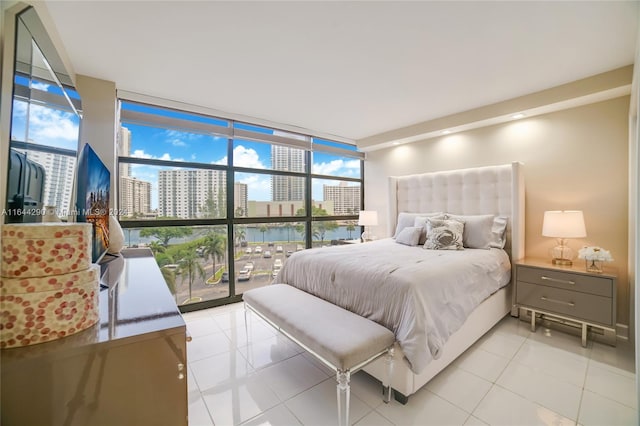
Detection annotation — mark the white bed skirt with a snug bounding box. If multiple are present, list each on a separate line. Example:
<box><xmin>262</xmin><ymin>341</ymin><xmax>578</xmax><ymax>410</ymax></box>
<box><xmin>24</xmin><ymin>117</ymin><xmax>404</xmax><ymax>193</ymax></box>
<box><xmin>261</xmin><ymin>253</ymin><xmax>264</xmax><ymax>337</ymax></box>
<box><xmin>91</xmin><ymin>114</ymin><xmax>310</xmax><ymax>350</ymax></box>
<box><xmin>363</xmin><ymin>284</ymin><xmax>512</xmax><ymax>399</ymax></box>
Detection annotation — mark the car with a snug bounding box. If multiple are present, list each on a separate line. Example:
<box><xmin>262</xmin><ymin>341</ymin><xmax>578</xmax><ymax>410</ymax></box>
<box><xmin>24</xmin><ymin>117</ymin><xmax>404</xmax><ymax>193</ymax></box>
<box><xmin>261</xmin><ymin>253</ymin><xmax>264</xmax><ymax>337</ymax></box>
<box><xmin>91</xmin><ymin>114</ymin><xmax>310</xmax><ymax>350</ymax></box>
<box><xmin>273</xmin><ymin>259</ymin><xmax>282</xmax><ymax>269</ymax></box>
<box><xmin>263</xmin><ymin>250</ymin><xmax>272</xmax><ymax>258</ymax></box>
<box><xmin>255</xmin><ymin>246</ymin><xmax>262</xmax><ymax>254</ymax></box>
<box><xmin>163</xmin><ymin>264</ymin><xmax>179</xmax><ymax>271</ymax></box>
<box><xmin>272</xmin><ymin>270</ymin><xmax>279</xmax><ymax>279</ymax></box>
<box><xmin>220</xmin><ymin>272</ymin><xmax>229</xmax><ymax>283</ymax></box>
<box><xmin>237</xmin><ymin>269</ymin><xmax>251</xmax><ymax>281</ymax></box>
<box><xmin>286</xmin><ymin>250</ymin><xmax>293</xmax><ymax>257</ymax></box>
<box><xmin>244</xmin><ymin>262</ymin><xmax>254</xmax><ymax>272</ymax></box>
<box><xmin>245</xmin><ymin>247</ymin><xmax>252</xmax><ymax>254</ymax></box>
<box><xmin>275</xmin><ymin>245</ymin><xmax>283</xmax><ymax>253</ymax></box>
<box><xmin>195</xmin><ymin>246</ymin><xmax>206</xmax><ymax>257</ymax></box>
<box><xmin>267</xmin><ymin>242</ymin><xmax>274</xmax><ymax>247</ymax></box>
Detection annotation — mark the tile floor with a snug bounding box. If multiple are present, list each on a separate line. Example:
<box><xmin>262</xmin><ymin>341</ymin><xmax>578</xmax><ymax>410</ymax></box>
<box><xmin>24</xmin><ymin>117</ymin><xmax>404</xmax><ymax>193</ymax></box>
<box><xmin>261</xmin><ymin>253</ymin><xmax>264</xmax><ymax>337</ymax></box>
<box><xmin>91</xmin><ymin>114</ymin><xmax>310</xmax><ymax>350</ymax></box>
<box><xmin>183</xmin><ymin>302</ymin><xmax>638</xmax><ymax>426</ymax></box>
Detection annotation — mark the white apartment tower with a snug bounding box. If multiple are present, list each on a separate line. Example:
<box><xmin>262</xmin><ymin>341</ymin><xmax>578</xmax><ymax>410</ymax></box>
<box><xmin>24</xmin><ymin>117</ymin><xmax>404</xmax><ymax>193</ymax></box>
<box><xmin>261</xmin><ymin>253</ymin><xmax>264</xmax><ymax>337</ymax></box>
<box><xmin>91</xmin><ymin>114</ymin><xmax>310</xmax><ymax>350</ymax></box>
<box><xmin>234</xmin><ymin>182</ymin><xmax>248</xmax><ymax>217</ymax></box>
<box><xmin>120</xmin><ymin>176</ymin><xmax>152</xmax><ymax>217</ymax></box>
<box><xmin>22</xmin><ymin>150</ymin><xmax>75</xmax><ymax>215</ymax></box>
<box><xmin>271</xmin><ymin>145</ymin><xmax>305</xmax><ymax>201</ymax></box>
<box><xmin>323</xmin><ymin>182</ymin><xmax>360</xmax><ymax>215</ymax></box>
<box><xmin>158</xmin><ymin>169</ymin><xmax>227</xmax><ymax>219</ymax></box>
<box><xmin>119</xmin><ymin>126</ymin><xmax>131</xmax><ymax>177</ymax></box>
<box><xmin>117</xmin><ymin>126</ymin><xmax>152</xmax><ymax>216</ymax></box>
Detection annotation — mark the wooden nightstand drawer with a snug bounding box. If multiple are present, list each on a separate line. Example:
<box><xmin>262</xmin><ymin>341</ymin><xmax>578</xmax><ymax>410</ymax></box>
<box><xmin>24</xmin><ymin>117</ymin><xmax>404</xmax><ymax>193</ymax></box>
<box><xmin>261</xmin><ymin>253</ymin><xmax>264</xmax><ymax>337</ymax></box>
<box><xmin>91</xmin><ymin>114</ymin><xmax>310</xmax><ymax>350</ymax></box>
<box><xmin>516</xmin><ymin>281</ymin><xmax>613</xmax><ymax>326</ymax></box>
<box><xmin>517</xmin><ymin>265</ymin><xmax>613</xmax><ymax>298</ymax></box>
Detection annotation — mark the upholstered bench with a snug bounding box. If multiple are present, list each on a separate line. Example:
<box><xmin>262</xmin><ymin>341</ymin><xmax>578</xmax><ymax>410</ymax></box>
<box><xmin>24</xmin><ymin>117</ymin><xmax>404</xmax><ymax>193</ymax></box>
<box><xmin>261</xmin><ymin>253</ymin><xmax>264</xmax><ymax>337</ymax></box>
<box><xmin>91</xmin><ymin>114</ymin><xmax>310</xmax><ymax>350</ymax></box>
<box><xmin>243</xmin><ymin>284</ymin><xmax>395</xmax><ymax>426</ymax></box>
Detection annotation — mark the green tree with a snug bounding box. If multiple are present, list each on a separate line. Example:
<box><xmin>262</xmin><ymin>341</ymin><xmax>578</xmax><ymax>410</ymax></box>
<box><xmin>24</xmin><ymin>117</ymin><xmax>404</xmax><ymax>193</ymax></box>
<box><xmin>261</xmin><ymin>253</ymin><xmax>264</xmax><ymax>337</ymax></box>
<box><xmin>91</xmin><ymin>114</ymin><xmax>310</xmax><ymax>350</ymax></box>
<box><xmin>235</xmin><ymin>227</ymin><xmax>246</xmax><ymax>247</ymax></box>
<box><xmin>199</xmin><ymin>191</ymin><xmax>217</xmax><ymax>219</ymax></box>
<box><xmin>178</xmin><ymin>252</ymin><xmax>205</xmax><ymax>304</ymax></box>
<box><xmin>140</xmin><ymin>226</ymin><xmax>193</xmax><ymax>247</ymax></box>
<box><xmin>259</xmin><ymin>224</ymin><xmax>268</xmax><ymax>243</ymax></box>
<box><xmin>295</xmin><ymin>206</ymin><xmax>338</xmax><ymax>245</ymax></box>
<box><xmin>149</xmin><ymin>240</ymin><xmax>166</xmax><ymax>255</ymax></box>
<box><xmin>160</xmin><ymin>267</ymin><xmax>177</xmax><ymax>302</ymax></box>
<box><xmin>203</xmin><ymin>232</ymin><xmax>226</xmax><ymax>280</ymax></box>
<box><xmin>346</xmin><ymin>221</ymin><xmax>356</xmax><ymax>239</ymax></box>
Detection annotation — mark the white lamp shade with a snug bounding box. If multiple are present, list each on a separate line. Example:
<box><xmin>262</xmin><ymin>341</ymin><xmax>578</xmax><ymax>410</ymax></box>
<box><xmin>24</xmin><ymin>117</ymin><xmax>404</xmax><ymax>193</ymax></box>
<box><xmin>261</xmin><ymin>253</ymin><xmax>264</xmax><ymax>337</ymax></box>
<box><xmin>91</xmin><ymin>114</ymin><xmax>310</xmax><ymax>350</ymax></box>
<box><xmin>358</xmin><ymin>210</ymin><xmax>378</xmax><ymax>226</ymax></box>
<box><xmin>542</xmin><ymin>210</ymin><xmax>587</xmax><ymax>238</ymax></box>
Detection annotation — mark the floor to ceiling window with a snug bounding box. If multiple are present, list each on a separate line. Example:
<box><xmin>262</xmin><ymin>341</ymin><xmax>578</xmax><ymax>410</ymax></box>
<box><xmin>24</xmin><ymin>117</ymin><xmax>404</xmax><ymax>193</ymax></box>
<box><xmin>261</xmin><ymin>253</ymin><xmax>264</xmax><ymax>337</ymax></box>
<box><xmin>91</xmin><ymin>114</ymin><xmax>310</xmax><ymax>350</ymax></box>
<box><xmin>117</xmin><ymin>99</ymin><xmax>364</xmax><ymax>312</ymax></box>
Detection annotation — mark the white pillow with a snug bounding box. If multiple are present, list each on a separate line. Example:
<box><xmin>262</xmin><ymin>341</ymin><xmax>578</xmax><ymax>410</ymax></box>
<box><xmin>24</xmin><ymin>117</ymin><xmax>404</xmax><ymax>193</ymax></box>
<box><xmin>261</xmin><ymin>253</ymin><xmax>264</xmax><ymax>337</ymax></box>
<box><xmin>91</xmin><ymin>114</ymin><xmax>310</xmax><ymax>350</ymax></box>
<box><xmin>395</xmin><ymin>226</ymin><xmax>422</xmax><ymax>246</ymax></box>
<box><xmin>490</xmin><ymin>216</ymin><xmax>509</xmax><ymax>249</ymax></box>
<box><xmin>445</xmin><ymin>214</ymin><xmax>509</xmax><ymax>249</ymax></box>
<box><xmin>424</xmin><ymin>218</ymin><xmax>464</xmax><ymax>250</ymax></box>
<box><xmin>393</xmin><ymin>212</ymin><xmax>442</xmax><ymax>238</ymax></box>
<box><xmin>445</xmin><ymin>214</ymin><xmax>494</xmax><ymax>249</ymax></box>
<box><xmin>414</xmin><ymin>213</ymin><xmax>446</xmax><ymax>245</ymax></box>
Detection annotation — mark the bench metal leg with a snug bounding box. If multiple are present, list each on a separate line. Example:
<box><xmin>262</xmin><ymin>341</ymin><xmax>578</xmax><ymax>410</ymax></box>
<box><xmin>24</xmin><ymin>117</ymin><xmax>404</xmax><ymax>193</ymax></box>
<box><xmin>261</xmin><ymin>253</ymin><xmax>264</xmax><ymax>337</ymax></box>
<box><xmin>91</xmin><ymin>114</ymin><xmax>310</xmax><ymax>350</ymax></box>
<box><xmin>383</xmin><ymin>347</ymin><xmax>394</xmax><ymax>403</ymax></box>
<box><xmin>243</xmin><ymin>303</ymin><xmax>253</xmax><ymax>364</ymax></box>
<box><xmin>336</xmin><ymin>370</ymin><xmax>351</xmax><ymax>426</ymax></box>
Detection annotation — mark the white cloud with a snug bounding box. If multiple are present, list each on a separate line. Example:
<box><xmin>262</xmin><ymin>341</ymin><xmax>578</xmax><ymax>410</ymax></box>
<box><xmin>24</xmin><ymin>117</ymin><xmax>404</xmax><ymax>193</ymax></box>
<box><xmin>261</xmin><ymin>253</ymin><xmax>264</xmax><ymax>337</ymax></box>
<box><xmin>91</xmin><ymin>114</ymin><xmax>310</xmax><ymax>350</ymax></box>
<box><xmin>131</xmin><ymin>149</ymin><xmax>152</xmax><ymax>159</ymax></box>
<box><xmin>31</xmin><ymin>82</ymin><xmax>50</xmax><ymax>91</ymax></box>
<box><xmin>312</xmin><ymin>159</ymin><xmax>360</xmax><ymax>176</ymax></box>
<box><xmin>13</xmin><ymin>103</ymin><xmax>79</xmax><ymax>150</ymax></box>
<box><xmin>130</xmin><ymin>150</ymin><xmax>183</xmax><ymax>162</ymax></box>
<box><xmin>216</xmin><ymin>145</ymin><xmax>266</xmax><ymax>169</ymax></box>
<box><xmin>236</xmin><ymin>172</ymin><xmax>271</xmax><ymax>201</ymax></box>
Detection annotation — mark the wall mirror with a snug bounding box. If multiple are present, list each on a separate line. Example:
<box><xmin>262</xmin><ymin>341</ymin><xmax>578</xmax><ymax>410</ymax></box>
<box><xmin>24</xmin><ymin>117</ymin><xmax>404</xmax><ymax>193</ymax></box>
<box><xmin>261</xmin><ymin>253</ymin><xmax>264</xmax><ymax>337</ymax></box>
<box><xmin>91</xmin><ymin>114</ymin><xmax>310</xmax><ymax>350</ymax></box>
<box><xmin>5</xmin><ymin>6</ymin><xmax>82</xmax><ymax>223</ymax></box>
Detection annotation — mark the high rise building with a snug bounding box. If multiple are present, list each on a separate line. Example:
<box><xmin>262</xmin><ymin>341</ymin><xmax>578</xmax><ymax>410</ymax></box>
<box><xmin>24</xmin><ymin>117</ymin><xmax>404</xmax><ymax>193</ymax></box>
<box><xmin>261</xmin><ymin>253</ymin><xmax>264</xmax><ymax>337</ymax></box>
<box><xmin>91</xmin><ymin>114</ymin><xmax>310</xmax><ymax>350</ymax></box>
<box><xmin>118</xmin><ymin>126</ymin><xmax>131</xmax><ymax>177</ymax></box>
<box><xmin>234</xmin><ymin>182</ymin><xmax>248</xmax><ymax>217</ymax></box>
<box><xmin>120</xmin><ymin>176</ymin><xmax>152</xmax><ymax>217</ymax></box>
<box><xmin>117</xmin><ymin>125</ymin><xmax>153</xmax><ymax>217</ymax></box>
<box><xmin>21</xmin><ymin>150</ymin><xmax>75</xmax><ymax>216</ymax></box>
<box><xmin>271</xmin><ymin>145</ymin><xmax>305</xmax><ymax>201</ymax></box>
<box><xmin>158</xmin><ymin>169</ymin><xmax>227</xmax><ymax>219</ymax></box>
<box><xmin>323</xmin><ymin>182</ymin><xmax>360</xmax><ymax>215</ymax></box>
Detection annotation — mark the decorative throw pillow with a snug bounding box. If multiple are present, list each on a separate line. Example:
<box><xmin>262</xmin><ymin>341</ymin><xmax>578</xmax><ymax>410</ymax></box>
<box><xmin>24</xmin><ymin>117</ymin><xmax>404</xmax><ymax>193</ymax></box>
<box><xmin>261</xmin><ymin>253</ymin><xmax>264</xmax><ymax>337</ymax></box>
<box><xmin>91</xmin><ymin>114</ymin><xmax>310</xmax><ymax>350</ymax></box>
<box><xmin>445</xmin><ymin>214</ymin><xmax>494</xmax><ymax>249</ymax></box>
<box><xmin>424</xmin><ymin>218</ymin><xmax>464</xmax><ymax>250</ymax></box>
<box><xmin>414</xmin><ymin>213</ymin><xmax>446</xmax><ymax>245</ymax></box>
<box><xmin>395</xmin><ymin>226</ymin><xmax>422</xmax><ymax>246</ymax></box>
<box><xmin>393</xmin><ymin>211</ymin><xmax>442</xmax><ymax>239</ymax></box>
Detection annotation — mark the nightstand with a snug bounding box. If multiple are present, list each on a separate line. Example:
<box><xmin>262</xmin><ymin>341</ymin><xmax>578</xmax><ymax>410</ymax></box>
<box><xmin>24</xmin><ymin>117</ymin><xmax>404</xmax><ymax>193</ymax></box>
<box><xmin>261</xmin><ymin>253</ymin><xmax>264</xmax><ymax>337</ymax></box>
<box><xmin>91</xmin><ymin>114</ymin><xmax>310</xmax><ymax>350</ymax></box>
<box><xmin>515</xmin><ymin>258</ymin><xmax>616</xmax><ymax>347</ymax></box>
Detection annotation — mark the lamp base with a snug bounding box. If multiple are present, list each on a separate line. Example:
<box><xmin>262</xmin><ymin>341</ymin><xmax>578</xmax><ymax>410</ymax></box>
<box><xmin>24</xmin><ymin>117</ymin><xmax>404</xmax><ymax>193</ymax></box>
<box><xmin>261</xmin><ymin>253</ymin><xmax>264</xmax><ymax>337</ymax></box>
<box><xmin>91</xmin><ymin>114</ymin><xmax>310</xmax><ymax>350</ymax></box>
<box><xmin>552</xmin><ymin>258</ymin><xmax>573</xmax><ymax>266</ymax></box>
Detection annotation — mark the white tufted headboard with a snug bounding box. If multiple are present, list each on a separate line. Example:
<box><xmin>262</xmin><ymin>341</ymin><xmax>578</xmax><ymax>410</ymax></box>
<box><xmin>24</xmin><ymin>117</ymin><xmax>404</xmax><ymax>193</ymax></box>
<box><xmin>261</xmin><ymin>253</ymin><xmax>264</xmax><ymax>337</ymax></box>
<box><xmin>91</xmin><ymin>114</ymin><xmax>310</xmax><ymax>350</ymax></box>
<box><xmin>388</xmin><ymin>162</ymin><xmax>525</xmax><ymax>261</ymax></box>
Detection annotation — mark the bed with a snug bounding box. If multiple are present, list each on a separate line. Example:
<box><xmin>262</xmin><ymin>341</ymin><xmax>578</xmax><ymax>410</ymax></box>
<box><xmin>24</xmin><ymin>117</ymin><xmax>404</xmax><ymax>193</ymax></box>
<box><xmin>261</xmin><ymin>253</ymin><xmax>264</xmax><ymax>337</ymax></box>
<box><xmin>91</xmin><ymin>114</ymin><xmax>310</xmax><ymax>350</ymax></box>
<box><xmin>276</xmin><ymin>162</ymin><xmax>525</xmax><ymax>402</ymax></box>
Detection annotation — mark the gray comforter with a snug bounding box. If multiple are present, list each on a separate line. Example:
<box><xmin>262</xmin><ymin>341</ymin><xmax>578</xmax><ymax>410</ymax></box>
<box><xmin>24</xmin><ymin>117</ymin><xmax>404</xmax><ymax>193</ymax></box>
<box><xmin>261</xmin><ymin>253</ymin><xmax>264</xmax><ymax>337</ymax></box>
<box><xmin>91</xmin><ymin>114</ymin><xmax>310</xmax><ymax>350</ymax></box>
<box><xmin>275</xmin><ymin>238</ymin><xmax>511</xmax><ymax>373</ymax></box>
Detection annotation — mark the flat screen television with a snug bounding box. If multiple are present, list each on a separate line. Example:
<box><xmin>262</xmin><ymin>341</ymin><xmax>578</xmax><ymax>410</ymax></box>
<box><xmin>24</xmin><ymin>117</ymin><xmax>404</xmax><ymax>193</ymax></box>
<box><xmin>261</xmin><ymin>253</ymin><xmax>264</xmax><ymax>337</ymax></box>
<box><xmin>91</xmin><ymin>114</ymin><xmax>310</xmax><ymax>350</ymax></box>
<box><xmin>76</xmin><ymin>143</ymin><xmax>110</xmax><ymax>263</ymax></box>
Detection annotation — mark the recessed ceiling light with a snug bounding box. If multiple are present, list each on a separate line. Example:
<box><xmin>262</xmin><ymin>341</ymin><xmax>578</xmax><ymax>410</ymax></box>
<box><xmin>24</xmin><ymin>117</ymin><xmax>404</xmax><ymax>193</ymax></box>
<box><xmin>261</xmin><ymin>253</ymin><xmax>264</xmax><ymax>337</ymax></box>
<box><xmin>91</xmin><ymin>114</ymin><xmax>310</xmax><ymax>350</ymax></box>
<box><xmin>512</xmin><ymin>113</ymin><xmax>525</xmax><ymax>119</ymax></box>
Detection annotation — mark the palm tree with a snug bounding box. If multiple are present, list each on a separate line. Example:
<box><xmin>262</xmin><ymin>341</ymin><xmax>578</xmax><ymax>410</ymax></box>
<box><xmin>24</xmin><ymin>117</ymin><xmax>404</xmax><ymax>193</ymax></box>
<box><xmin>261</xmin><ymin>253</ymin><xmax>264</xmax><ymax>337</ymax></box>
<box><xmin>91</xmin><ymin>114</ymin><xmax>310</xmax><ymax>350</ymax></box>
<box><xmin>235</xmin><ymin>227</ymin><xmax>246</xmax><ymax>247</ymax></box>
<box><xmin>346</xmin><ymin>221</ymin><xmax>356</xmax><ymax>239</ymax></box>
<box><xmin>204</xmin><ymin>232</ymin><xmax>226</xmax><ymax>281</ymax></box>
<box><xmin>178</xmin><ymin>252</ymin><xmax>205</xmax><ymax>304</ymax></box>
<box><xmin>160</xmin><ymin>268</ymin><xmax>177</xmax><ymax>302</ymax></box>
<box><xmin>259</xmin><ymin>224</ymin><xmax>268</xmax><ymax>243</ymax></box>
<box><xmin>149</xmin><ymin>240</ymin><xmax>165</xmax><ymax>255</ymax></box>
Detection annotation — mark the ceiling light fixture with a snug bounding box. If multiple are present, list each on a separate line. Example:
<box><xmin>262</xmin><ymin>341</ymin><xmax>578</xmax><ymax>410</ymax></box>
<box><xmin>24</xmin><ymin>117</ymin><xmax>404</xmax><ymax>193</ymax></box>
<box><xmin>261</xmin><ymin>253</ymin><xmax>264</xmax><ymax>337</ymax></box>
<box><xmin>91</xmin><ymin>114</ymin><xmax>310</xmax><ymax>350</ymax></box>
<box><xmin>512</xmin><ymin>113</ymin><xmax>525</xmax><ymax>119</ymax></box>
<box><xmin>442</xmin><ymin>130</ymin><xmax>451</xmax><ymax>135</ymax></box>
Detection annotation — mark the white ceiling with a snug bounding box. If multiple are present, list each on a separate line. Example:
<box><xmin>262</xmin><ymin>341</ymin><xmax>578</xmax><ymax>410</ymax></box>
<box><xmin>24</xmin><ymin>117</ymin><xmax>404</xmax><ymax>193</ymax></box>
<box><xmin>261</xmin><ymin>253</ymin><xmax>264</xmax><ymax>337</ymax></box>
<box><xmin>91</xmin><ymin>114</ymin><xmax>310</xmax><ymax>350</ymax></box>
<box><xmin>43</xmin><ymin>1</ymin><xmax>638</xmax><ymax>143</ymax></box>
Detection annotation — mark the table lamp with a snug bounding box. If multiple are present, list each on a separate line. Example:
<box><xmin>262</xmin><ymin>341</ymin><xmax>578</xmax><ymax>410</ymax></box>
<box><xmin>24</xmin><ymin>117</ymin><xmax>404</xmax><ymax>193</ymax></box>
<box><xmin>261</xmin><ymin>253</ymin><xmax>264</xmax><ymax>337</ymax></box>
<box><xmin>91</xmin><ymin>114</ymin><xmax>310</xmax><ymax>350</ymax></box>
<box><xmin>358</xmin><ymin>210</ymin><xmax>378</xmax><ymax>242</ymax></box>
<box><xmin>542</xmin><ymin>210</ymin><xmax>586</xmax><ymax>265</ymax></box>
